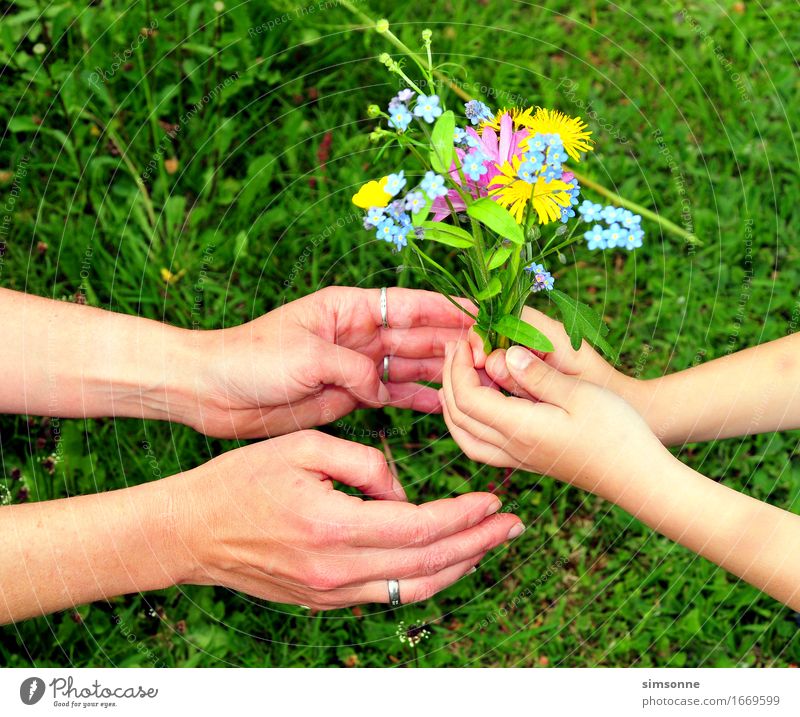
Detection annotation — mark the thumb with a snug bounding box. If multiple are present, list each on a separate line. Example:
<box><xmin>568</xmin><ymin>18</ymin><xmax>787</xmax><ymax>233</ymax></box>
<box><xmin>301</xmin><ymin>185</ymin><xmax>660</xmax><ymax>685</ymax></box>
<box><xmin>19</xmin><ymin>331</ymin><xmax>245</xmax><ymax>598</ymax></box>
<box><xmin>314</xmin><ymin>342</ymin><xmax>391</xmax><ymax>407</ymax></box>
<box><xmin>505</xmin><ymin>345</ymin><xmax>578</xmax><ymax>408</ymax></box>
<box><xmin>295</xmin><ymin>432</ymin><xmax>407</xmax><ymax>501</ymax></box>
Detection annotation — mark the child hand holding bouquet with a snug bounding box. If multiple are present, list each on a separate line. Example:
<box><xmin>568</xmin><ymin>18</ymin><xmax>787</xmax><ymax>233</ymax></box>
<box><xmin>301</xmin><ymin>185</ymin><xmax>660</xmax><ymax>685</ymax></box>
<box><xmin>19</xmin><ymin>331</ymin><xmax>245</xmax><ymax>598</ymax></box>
<box><xmin>440</xmin><ymin>317</ymin><xmax>800</xmax><ymax>610</ymax></box>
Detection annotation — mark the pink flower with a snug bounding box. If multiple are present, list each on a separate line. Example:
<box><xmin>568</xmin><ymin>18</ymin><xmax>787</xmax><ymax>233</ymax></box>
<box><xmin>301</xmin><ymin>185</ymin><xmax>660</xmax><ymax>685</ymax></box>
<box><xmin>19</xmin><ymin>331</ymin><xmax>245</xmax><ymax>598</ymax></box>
<box><xmin>432</xmin><ymin>112</ymin><xmax>529</xmax><ymax>221</ymax></box>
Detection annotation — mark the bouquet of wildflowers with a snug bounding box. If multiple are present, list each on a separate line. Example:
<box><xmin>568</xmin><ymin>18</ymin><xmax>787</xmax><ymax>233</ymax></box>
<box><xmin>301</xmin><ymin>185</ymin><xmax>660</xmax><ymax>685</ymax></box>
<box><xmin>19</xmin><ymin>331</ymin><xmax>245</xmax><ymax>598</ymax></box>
<box><xmin>351</xmin><ymin>25</ymin><xmax>648</xmax><ymax>356</ymax></box>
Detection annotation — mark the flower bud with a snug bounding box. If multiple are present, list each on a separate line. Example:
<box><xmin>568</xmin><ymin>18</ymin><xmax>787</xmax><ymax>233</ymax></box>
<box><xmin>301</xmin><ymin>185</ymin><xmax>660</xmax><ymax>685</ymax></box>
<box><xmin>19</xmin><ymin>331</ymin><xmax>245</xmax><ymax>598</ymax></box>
<box><xmin>367</xmin><ymin>104</ymin><xmax>381</xmax><ymax>118</ymax></box>
<box><xmin>376</xmin><ymin>19</ymin><xmax>390</xmax><ymax>34</ymax></box>
<box><xmin>422</xmin><ymin>29</ymin><xmax>432</xmax><ymax>42</ymax></box>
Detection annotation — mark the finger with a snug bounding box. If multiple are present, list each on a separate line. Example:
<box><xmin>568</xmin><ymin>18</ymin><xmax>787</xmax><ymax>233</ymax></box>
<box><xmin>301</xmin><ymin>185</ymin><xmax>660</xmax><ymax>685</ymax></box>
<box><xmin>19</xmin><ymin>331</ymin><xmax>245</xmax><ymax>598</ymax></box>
<box><xmin>337</xmin><ymin>508</ymin><xmax>523</xmax><ymax>585</ymax></box>
<box><xmin>385</xmin><ymin>382</ymin><xmax>442</xmax><ymax>413</ymax></box>
<box><xmin>519</xmin><ymin>306</ymin><xmax>579</xmax><ymax>366</ymax></box>
<box><xmin>346</xmin><ymin>556</ymin><xmax>480</xmax><ymax>606</ymax></box>
<box><xmin>348</xmin><ymin>491</ymin><xmax>503</xmax><ymax>548</ymax></box>
<box><xmin>442</xmin><ymin>341</ymin><xmax>509</xmax><ymax>446</ymax></box>
<box><xmin>369</xmin><ymin>288</ymin><xmax>477</xmax><ymax>329</ymax></box>
<box><xmin>447</xmin><ymin>341</ymin><xmax>564</xmax><ymax>434</ymax></box>
<box><xmin>381</xmin><ymin>356</ymin><xmax>443</xmax><ymax>383</ymax></box>
<box><xmin>441</xmin><ymin>390</ymin><xmax>516</xmax><ymax>467</ymax></box>
<box><xmin>315</xmin><ymin>342</ymin><xmax>391</xmax><ymax>406</ymax></box>
<box><xmin>469</xmin><ymin>328</ymin><xmax>488</xmax><ymax>369</ymax></box>
<box><xmin>485</xmin><ymin>349</ymin><xmax>535</xmax><ymax>399</ymax></box>
<box><xmin>505</xmin><ymin>345</ymin><xmax>580</xmax><ymax>408</ymax></box>
<box><xmin>293</xmin><ymin>431</ymin><xmax>407</xmax><ymax>501</ymax></box>
<box><xmin>382</xmin><ymin>326</ymin><xmax>473</xmax><ymax>358</ymax></box>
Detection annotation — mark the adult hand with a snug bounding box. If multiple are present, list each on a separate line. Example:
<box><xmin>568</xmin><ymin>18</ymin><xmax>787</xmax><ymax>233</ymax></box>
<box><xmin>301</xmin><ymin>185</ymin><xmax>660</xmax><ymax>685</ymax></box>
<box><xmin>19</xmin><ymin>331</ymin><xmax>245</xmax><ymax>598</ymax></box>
<box><xmin>185</xmin><ymin>286</ymin><xmax>481</xmax><ymax>438</ymax></box>
<box><xmin>170</xmin><ymin>430</ymin><xmax>524</xmax><ymax>610</ymax></box>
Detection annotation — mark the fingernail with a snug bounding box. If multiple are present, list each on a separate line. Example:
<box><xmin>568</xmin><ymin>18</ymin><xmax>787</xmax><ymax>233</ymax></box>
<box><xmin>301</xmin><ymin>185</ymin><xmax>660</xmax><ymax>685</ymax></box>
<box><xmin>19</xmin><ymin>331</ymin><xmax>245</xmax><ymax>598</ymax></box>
<box><xmin>484</xmin><ymin>498</ymin><xmax>502</xmax><ymax>517</ymax></box>
<box><xmin>507</xmin><ymin>523</ymin><xmax>526</xmax><ymax>540</ymax></box>
<box><xmin>378</xmin><ymin>383</ymin><xmax>391</xmax><ymax>404</ymax></box>
<box><xmin>467</xmin><ymin>566</ymin><xmax>477</xmax><ymax>575</ymax></box>
<box><xmin>506</xmin><ymin>345</ymin><xmax>533</xmax><ymax>371</ymax></box>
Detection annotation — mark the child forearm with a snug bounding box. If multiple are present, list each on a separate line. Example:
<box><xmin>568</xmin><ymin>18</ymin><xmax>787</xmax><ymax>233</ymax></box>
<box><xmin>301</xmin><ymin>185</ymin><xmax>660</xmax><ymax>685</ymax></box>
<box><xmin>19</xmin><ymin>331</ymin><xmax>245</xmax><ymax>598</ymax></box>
<box><xmin>613</xmin><ymin>451</ymin><xmax>800</xmax><ymax>610</ymax></box>
<box><xmin>626</xmin><ymin>334</ymin><xmax>800</xmax><ymax>445</ymax></box>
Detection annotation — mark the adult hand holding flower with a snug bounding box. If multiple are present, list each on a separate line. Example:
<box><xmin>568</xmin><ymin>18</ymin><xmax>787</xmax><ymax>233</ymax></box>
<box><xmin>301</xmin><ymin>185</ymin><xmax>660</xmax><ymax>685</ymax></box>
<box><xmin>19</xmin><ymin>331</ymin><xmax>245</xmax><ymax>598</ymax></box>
<box><xmin>0</xmin><ymin>286</ymin><xmax>482</xmax><ymax>440</ymax></box>
<box><xmin>188</xmin><ymin>286</ymin><xmax>482</xmax><ymax>438</ymax></box>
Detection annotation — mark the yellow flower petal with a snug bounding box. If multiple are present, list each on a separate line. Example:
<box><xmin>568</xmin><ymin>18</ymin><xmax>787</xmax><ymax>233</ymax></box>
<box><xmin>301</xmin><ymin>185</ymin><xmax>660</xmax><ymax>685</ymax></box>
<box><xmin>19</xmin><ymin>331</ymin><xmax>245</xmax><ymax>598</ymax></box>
<box><xmin>482</xmin><ymin>106</ymin><xmax>594</xmax><ymax>161</ymax></box>
<box><xmin>489</xmin><ymin>156</ymin><xmax>572</xmax><ymax>225</ymax></box>
<box><xmin>352</xmin><ymin>177</ymin><xmax>392</xmax><ymax>209</ymax></box>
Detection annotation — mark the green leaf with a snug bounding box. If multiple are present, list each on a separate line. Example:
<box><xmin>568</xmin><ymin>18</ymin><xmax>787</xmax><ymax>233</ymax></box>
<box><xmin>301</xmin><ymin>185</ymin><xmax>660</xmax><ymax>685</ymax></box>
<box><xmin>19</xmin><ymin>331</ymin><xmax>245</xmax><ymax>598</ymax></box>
<box><xmin>486</xmin><ymin>244</ymin><xmax>513</xmax><ymax>270</ymax></box>
<box><xmin>549</xmin><ymin>289</ymin><xmax>616</xmax><ymax>360</ymax></box>
<box><xmin>419</xmin><ymin>221</ymin><xmax>474</xmax><ymax>248</ymax></box>
<box><xmin>7</xmin><ymin>117</ymin><xmax>40</xmax><ymax>132</ymax></box>
<box><xmin>474</xmin><ymin>276</ymin><xmax>502</xmax><ymax>301</ymax></box>
<box><xmin>467</xmin><ymin>198</ymin><xmax>525</xmax><ymax>244</ymax></box>
<box><xmin>429</xmin><ymin>110</ymin><xmax>455</xmax><ymax>174</ymax></box>
<box><xmin>234</xmin><ymin>230</ymin><xmax>249</xmax><ymax>258</ymax></box>
<box><xmin>493</xmin><ymin>314</ymin><xmax>554</xmax><ymax>352</ymax></box>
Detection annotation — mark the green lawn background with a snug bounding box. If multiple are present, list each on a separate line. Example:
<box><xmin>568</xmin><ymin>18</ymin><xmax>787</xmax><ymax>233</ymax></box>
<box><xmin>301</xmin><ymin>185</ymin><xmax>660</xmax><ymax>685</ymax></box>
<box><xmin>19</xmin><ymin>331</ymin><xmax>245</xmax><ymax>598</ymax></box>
<box><xmin>1</xmin><ymin>0</ymin><xmax>798</xmax><ymax>667</ymax></box>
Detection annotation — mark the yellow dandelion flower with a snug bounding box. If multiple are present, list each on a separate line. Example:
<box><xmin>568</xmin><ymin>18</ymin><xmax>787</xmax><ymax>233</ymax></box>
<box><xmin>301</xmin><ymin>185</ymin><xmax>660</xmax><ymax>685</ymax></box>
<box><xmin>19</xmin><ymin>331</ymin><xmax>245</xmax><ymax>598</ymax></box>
<box><xmin>490</xmin><ymin>156</ymin><xmax>573</xmax><ymax>224</ymax></box>
<box><xmin>480</xmin><ymin>107</ymin><xmax>534</xmax><ymax>133</ymax></box>
<box><xmin>352</xmin><ymin>176</ymin><xmax>392</xmax><ymax>209</ymax></box>
<box><xmin>481</xmin><ymin>106</ymin><xmax>594</xmax><ymax>161</ymax></box>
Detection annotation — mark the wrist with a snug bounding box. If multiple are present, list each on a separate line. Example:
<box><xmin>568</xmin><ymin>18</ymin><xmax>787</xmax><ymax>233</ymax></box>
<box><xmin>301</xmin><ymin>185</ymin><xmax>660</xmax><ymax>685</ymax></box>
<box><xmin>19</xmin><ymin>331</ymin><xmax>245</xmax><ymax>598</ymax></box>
<box><xmin>588</xmin><ymin>427</ymin><xmax>677</xmax><ymax>505</ymax></box>
<box><xmin>146</xmin><ymin>471</ymin><xmax>205</xmax><ymax>587</ymax></box>
<box><xmin>106</xmin><ymin>322</ymin><xmax>211</xmax><ymax>428</ymax></box>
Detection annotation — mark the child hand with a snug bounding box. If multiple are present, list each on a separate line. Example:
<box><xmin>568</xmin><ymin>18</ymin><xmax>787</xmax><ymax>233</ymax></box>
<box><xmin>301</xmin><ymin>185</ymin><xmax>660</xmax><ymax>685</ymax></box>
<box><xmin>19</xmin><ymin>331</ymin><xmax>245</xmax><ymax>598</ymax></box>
<box><xmin>441</xmin><ymin>341</ymin><xmax>671</xmax><ymax>498</ymax></box>
<box><xmin>478</xmin><ymin>307</ymin><xmax>637</xmax><ymax>399</ymax></box>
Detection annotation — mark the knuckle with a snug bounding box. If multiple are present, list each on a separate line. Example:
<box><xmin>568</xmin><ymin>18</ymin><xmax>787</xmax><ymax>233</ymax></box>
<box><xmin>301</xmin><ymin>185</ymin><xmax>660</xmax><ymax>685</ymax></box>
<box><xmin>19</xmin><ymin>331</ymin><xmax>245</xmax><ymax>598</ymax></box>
<box><xmin>421</xmin><ymin>548</ymin><xmax>452</xmax><ymax>576</ymax></box>
<box><xmin>308</xmin><ymin>515</ymin><xmax>350</xmax><ymax>547</ymax></box>
<box><xmin>406</xmin><ymin>511</ymin><xmax>435</xmax><ymax>547</ymax></box>
<box><xmin>523</xmin><ymin>364</ymin><xmax>549</xmax><ymax>391</ymax></box>
<box><xmin>354</xmin><ymin>354</ymin><xmax>378</xmax><ymax>382</ymax></box>
<box><xmin>362</xmin><ymin>446</ymin><xmax>389</xmax><ymax>479</ymax></box>
<box><xmin>408</xmin><ymin>579</ymin><xmax>438</xmax><ymax>604</ymax></box>
<box><xmin>294</xmin><ymin>429</ymin><xmax>326</xmax><ymax>460</ymax></box>
<box><xmin>304</xmin><ymin>563</ymin><xmax>343</xmax><ymax>592</ymax></box>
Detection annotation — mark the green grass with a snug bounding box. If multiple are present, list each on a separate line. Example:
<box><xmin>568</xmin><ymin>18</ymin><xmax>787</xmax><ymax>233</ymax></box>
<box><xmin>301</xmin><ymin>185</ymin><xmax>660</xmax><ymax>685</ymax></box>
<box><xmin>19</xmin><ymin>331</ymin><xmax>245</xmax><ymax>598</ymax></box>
<box><xmin>1</xmin><ymin>0</ymin><xmax>799</xmax><ymax>667</ymax></box>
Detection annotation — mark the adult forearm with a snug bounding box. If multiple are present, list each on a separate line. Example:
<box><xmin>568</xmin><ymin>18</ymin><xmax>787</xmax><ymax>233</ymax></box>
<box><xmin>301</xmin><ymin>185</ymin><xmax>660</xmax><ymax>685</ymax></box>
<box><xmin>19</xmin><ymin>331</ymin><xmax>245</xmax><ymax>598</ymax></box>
<box><xmin>0</xmin><ymin>478</ymin><xmax>188</xmax><ymax>624</ymax></box>
<box><xmin>0</xmin><ymin>288</ymin><xmax>200</xmax><ymax>423</ymax></box>
<box><xmin>624</xmin><ymin>335</ymin><xmax>800</xmax><ymax>445</ymax></box>
<box><xmin>613</xmin><ymin>452</ymin><xmax>800</xmax><ymax>610</ymax></box>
